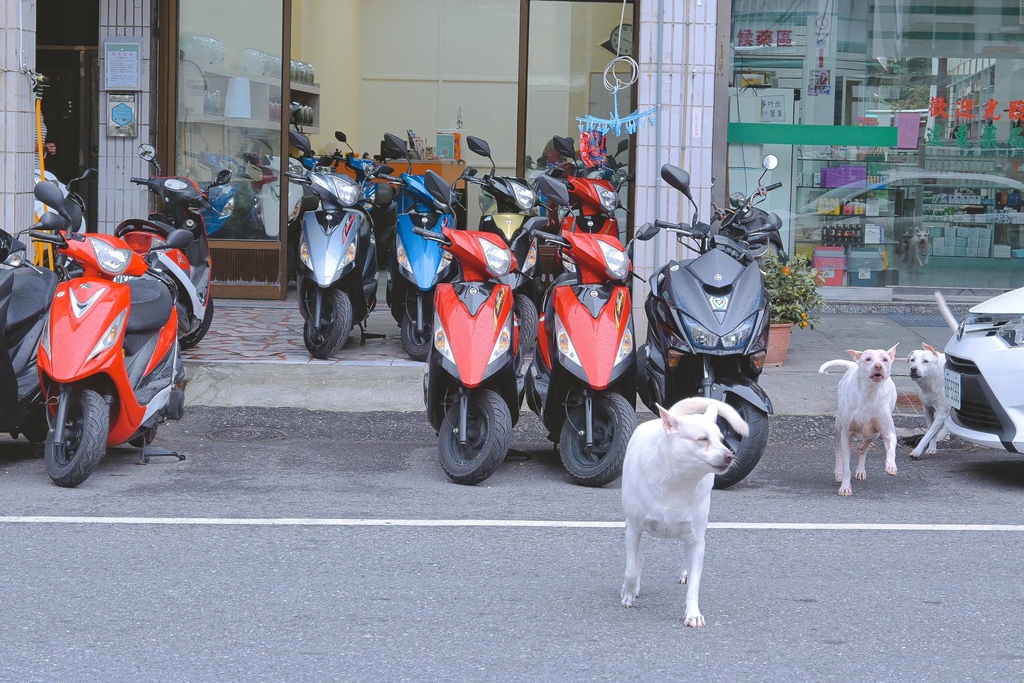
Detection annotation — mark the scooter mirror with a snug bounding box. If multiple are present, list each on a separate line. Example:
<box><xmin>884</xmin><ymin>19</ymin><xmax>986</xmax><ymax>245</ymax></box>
<box><xmin>375</xmin><ymin>164</ymin><xmax>394</xmax><ymax>177</ymax></box>
<box><xmin>33</xmin><ymin>182</ymin><xmax>70</xmax><ymax>223</ymax></box>
<box><xmin>335</xmin><ymin>131</ymin><xmax>347</xmax><ymax>144</ymax></box>
<box><xmin>636</xmin><ymin>222</ymin><xmax>659</xmax><ymax>241</ymax></box>
<box><xmin>615</xmin><ymin>139</ymin><xmax>630</xmax><ymax>156</ymax></box>
<box><xmin>762</xmin><ymin>154</ymin><xmax>779</xmax><ymax>171</ymax></box>
<box><xmin>536</xmin><ymin>174</ymin><xmax>569</xmax><ymax>208</ymax></box>
<box><xmin>289</xmin><ymin>130</ymin><xmax>312</xmax><ymax>155</ymax></box>
<box><xmin>466</xmin><ymin>136</ymin><xmax>491</xmax><ymax>159</ymax></box>
<box><xmin>37</xmin><ymin>211</ymin><xmax>67</xmax><ymax>232</ymax></box>
<box><xmin>552</xmin><ymin>135</ymin><xmax>577</xmax><ymax>160</ymax></box>
<box><xmin>137</xmin><ymin>143</ymin><xmax>156</xmax><ymax>162</ymax></box>
<box><xmin>213</xmin><ymin>169</ymin><xmax>232</xmax><ymax>186</ymax></box>
<box><xmin>660</xmin><ymin>164</ymin><xmax>695</xmax><ymax>204</ymax></box>
<box><xmin>165</xmin><ymin>229</ymin><xmax>194</xmax><ymax>251</ymax></box>
<box><xmin>464</xmin><ymin>167</ymin><xmax>478</xmax><ymax>178</ymax></box>
<box><xmin>423</xmin><ymin>170</ymin><xmax>454</xmax><ymax>212</ymax></box>
<box><xmin>382</xmin><ymin>132</ymin><xmax>408</xmax><ymax>159</ymax></box>
<box><xmin>547</xmin><ymin>167</ymin><xmax>565</xmax><ymax>179</ymax></box>
<box><xmin>77</xmin><ymin>168</ymin><xmax>99</xmax><ymax>184</ymax></box>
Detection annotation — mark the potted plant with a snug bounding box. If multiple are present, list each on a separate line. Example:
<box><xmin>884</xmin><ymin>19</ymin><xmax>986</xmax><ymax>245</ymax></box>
<box><xmin>761</xmin><ymin>251</ymin><xmax>825</xmax><ymax>366</ymax></box>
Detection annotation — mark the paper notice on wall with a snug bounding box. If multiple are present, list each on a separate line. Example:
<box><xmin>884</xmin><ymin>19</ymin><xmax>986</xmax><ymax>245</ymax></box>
<box><xmin>896</xmin><ymin>112</ymin><xmax>921</xmax><ymax>149</ymax></box>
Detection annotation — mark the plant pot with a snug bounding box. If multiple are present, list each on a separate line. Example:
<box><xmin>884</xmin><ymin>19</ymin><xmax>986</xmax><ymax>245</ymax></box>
<box><xmin>765</xmin><ymin>322</ymin><xmax>795</xmax><ymax>367</ymax></box>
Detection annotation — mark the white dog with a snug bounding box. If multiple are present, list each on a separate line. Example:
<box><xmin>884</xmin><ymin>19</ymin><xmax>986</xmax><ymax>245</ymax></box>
<box><xmin>906</xmin><ymin>343</ymin><xmax>951</xmax><ymax>458</ymax></box>
<box><xmin>903</xmin><ymin>228</ymin><xmax>930</xmax><ymax>267</ymax></box>
<box><xmin>620</xmin><ymin>397</ymin><xmax>749</xmax><ymax>628</ymax></box>
<box><xmin>818</xmin><ymin>344</ymin><xmax>899</xmax><ymax>496</ymax></box>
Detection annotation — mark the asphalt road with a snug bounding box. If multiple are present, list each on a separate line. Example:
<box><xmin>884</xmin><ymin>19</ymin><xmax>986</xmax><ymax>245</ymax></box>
<box><xmin>2</xmin><ymin>407</ymin><xmax>1024</xmax><ymax>682</ymax></box>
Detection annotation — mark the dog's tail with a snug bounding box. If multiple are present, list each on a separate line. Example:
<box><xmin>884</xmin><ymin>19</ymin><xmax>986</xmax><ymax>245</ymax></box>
<box><xmin>935</xmin><ymin>291</ymin><xmax>959</xmax><ymax>332</ymax></box>
<box><xmin>818</xmin><ymin>359</ymin><xmax>856</xmax><ymax>374</ymax></box>
<box><xmin>662</xmin><ymin>398</ymin><xmax>749</xmax><ymax>437</ymax></box>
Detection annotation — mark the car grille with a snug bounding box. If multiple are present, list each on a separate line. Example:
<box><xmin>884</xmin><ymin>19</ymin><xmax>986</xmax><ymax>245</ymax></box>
<box><xmin>945</xmin><ymin>354</ymin><xmax>1002</xmax><ymax>433</ymax></box>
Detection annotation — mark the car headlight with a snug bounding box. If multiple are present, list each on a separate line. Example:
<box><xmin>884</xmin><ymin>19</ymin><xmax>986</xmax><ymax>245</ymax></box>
<box><xmin>299</xmin><ymin>235</ymin><xmax>312</xmax><ymax>268</ymax></box>
<box><xmin>720</xmin><ymin>315</ymin><xmax>756</xmax><ymax>350</ymax></box>
<box><xmin>554</xmin><ymin>316</ymin><xmax>582</xmax><ymax>367</ymax></box>
<box><xmin>90</xmin><ymin>238</ymin><xmax>131</xmax><ymax>275</ymax></box>
<box><xmin>997</xmin><ymin>318</ymin><xmax>1024</xmax><ymax>346</ymax></box>
<box><xmin>523</xmin><ymin>241</ymin><xmax>538</xmax><ymax>274</ymax></box>
<box><xmin>682</xmin><ymin>316</ymin><xmax>719</xmax><ymax>350</ymax></box>
<box><xmin>88</xmin><ymin>310</ymin><xmax>127</xmax><ymax>360</ymax></box>
<box><xmin>596</xmin><ymin>185</ymin><xmax>618</xmax><ymax>212</ymax></box>
<box><xmin>396</xmin><ymin>236</ymin><xmax>412</xmax><ymax>274</ymax></box>
<box><xmin>433</xmin><ymin>314</ymin><xmax>455</xmax><ymax>364</ymax></box>
<box><xmin>612</xmin><ymin>324</ymin><xmax>633</xmax><ymax>367</ymax></box>
<box><xmin>510</xmin><ymin>181</ymin><xmax>537</xmax><ymax>211</ymax></box>
<box><xmin>488</xmin><ymin>318</ymin><xmax>513</xmax><ymax>364</ymax></box>
<box><xmin>598</xmin><ymin>240</ymin><xmax>628</xmax><ymax>280</ymax></box>
<box><xmin>340</xmin><ymin>241</ymin><xmax>357</xmax><ymax>268</ymax></box>
<box><xmin>479</xmin><ymin>238</ymin><xmax>512</xmax><ymax>277</ymax></box>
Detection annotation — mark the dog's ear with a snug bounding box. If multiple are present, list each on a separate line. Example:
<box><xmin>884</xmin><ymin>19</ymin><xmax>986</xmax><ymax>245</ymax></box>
<box><xmin>922</xmin><ymin>342</ymin><xmax>938</xmax><ymax>355</ymax></box>
<box><xmin>846</xmin><ymin>349</ymin><xmax>863</xmax><ymax>361</ymax></box>
<box><xmin>657</xmin><ymin>404</ymin><xmax>680</xmax><ymax>435</ymax></box>
<box><xmin>887</xmin><ymin>343</ymin><xmax>899</xmax><ymax>360</ymax></box>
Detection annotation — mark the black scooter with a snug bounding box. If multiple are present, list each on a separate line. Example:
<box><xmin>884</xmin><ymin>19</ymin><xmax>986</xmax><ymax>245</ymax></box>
<box><xmin>637</xmin><ymin>155</ymin><xmax>786</xmax><ymax>489</ymax></box>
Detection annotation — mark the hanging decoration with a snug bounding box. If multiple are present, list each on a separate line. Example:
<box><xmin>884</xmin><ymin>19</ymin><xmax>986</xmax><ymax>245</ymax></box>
<box><xmin>575</xmin><ymin>0</ymin><xmax>656</xmax><ymax>137</ymax></box>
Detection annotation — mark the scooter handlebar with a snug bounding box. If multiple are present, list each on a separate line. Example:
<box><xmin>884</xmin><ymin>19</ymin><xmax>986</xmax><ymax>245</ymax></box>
<box><xmin>763</xmin><ymin>182</ymin><xmax>783</xmax><ymax>192</ymax></box>
<box><xmin>411</xmin><ymin>226</ymin><xmax>450</xmax><ymax>245</ymax></box>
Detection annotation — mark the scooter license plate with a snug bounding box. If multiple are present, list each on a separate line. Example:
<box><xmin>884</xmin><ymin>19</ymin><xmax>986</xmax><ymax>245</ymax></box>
<box><xmin>944</xmin><ymin>367</ymin><xmax>961</xmax><ymax>410</ymax></box>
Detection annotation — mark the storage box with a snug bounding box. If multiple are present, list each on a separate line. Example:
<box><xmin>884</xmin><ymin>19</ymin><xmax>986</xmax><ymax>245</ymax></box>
<box><xmin>1013</xmin><ymin>249</ymin><xmax>1024</xmax><ymax>259</ymax></box>
<box><xmin>813</xmin><ymin>246</ymin><xmax>846</xmax><ymax>286</ymax></box>
<box><xmin>847</xmin><ymin>247</ymin><xmax>885</xmax><ymax>287</ymax></box>
<box><xmin>993</xmin><ymin>245</ymin><xmax>1012</xmax><ymax>258</ymax></box>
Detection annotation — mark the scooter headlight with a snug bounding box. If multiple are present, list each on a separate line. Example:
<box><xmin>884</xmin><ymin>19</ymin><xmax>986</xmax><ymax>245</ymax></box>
<box><xmin>479</xmin><ymin>238</ymin><xmax>512</xmax><ymax>278</ymax></box>
<box><xmin>510</xmin><ymin>181</ymin><xmax>537</xmax><ymax>211</ymax></box>
<box><xmin>554</xmin><ymin>316</ymin><xmax>582</xmax><ymax>368</ymax></box>
<box><xmin>90</xmin><ymin>238</ymin><xmax>131</xmax><ymax>275</ymax></box>
<box><xmin>488</xmin><ymin>317</ymin><xmax>513</xmax><ymax>365</ymax></box>
<box><xmin>396</xmin><ymin>236</ymin><xmax>413</xmax><ymax>275</ymax></box>
<box><xmin>433</xmin><ymin>313</ymin><xmax>456</xmax><ymax>364</ymax></box>
<box><xmin>88</xmin><ymin>309</ymin><xmax>127</xmax><ymax>361</ymax></box>
<box><xmin>721</xmin><ymin>315</ymin><xmax>756</xmax><ymax>350</ymax></box>
<box><xmin>299</xmin><ymin>235</ymin><xmax>312</xmax><ymax>269</ymax></box>
<box><xmin>612</xmin><ymin>324</ymin><xmax>634</xmax><ymax>367</ymax></box>
<box><xmin>597</xmin><ymin>185</ymin><xmax>618</xmax><ymax>212</ymax></box>
<box><xmin>682</xmin><ymin>316</ymin><xmax>719</xmax><ymax>350</ymax></box>
<box><xmin>523</xmin><ymin>241</ymin><xmax>538</xmax><ymax>274</ymax></box>
<box><xmin>598</xmin><ymin>240</ymin><xmax>628</xmax><ymax>280</ymax></box>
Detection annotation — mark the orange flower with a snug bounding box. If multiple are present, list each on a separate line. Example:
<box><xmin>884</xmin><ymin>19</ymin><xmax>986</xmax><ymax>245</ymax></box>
<box><xmin>781</xmin><ymin>266</ymin><xmax>791</xmax><ymax>276</ymax></box>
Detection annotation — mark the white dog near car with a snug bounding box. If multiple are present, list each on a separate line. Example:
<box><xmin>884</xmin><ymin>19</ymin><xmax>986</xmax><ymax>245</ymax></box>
<box><xmin>620</xmin><ymin>397</ymin><xmax>749</xmax><ymax>628</ymax></box>
<box><xmin>906</xmin><ymin>342</ymin><xmax>951</xmax><ymax>458</ymax></box>
<box><xmin>818</xmin><ymin>344</ymin><xmax>899</xmax><ymax>496</ymax></box>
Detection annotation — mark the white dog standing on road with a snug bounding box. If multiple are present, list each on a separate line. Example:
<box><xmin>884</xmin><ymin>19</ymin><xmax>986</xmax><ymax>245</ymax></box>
<box><xmin>818</xmin><ymin>345</ymin><xmax>899</xmax><ymax>496</ymax></box>
<box><xmin>620</xmin><ymin>397</ymin><xmax>749</xmax><ymax>628</ymax></box>
<box><xmin>906</xmin><ymin>343</ymin><xmax>951</xmax><ymax>458</ymax></box>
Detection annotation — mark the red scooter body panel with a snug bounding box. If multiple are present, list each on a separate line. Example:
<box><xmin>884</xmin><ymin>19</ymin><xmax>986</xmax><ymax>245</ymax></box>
<box><xmin>561</xmin><ymin>176</ymin><xmax>618</xmax><ymax>237</ymax></box>
<box><xmin>549</xmin><ymin>284</ymin><xmax>632</xmax><ymax>390</ymax></box>
<box><xmin>537</xmin><ymin>315</ymin><xmax>552</xmax><ymax>370</ymax></box>
<box><xmin>434</xmin><ymin>281</ymin><xmax>514</xmax><ymax>388</ymax></box>
<box><xmin>442</xmin><ymin>228</ymin><xmax>517</xmax><ymax>282</ymax></box>
<box><xmin>58</xmin><ymin>233</ymin><xmax>150</xmax><ymax>280</ymax></box>
<box><xmin>562</xmin><ymin>231</ymin><xmax>629</xmax><ymax>285</ymax></box>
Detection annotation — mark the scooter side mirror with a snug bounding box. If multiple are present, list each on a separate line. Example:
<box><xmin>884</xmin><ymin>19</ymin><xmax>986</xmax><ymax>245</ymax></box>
<box><xmin>165</xmin><ymin>229</ymin><xmax>194</xmax><ymax>251</ymax></box>
<box><xmin>661</xmin><ymin>164</ymin><xmax>695</xmax><ymax>204</ymax></box>
<box><xmin>615</xmin><ymin>139</ymin><xmax>630</xmax><ymax>157</ymax></box>
<box><xmin>382</xmin><ymin>132</ymin><xmax>408</xmax><ymax>160</ymax></box>
<box><xmin>424</xmin><ymin>170</ymin><xmax>454</xmax><ymax>213</ymax></box>
<box><xmin>762</xmin><ymin>154</ymin><xmax>779</xmax><ymax>170</ymax></box>
<box><xmin>37</xmin><ymin>211</ymin><xmax>68</xmax><ymax>232</ymax></box>
<box><xmin>137</xmin><ymin>143</ymin><xmax>156</xmax><ymax>162</ymax></box>
<box><xmin>77</xmin><ymin>168</ymin><xmax>99</xmax><ymax>184</ymax></box>
<box><xmin>466</xmin><ymin>136</ymin><xmax>491</xmax><ymax>159</ymax></box>
<box><xmin>289</xmin><ymin>130</ymin><xmax>312</xmax><ymax>155</ymax></box>
<box><xmin>536</xmin><ymin>174</ymin><xmax>569</xmax><ymax>208</ymax></box>
<box><xmin>33</xmin><ymin>182</ymin><xmax>71</xmax><ymax>225</ymax></box>
<box><xmin>463</xmin><ymin>167</ymin><xmax>478</xmax><ymax>178</ymax></box>
<box><xmin>213</xmin><ymin>169</ymin><xmax>232</xmax><ymax>186</ymax></box>
<box><xmin>375</xmin><ymin>164</ymin><xmax>394</xmax><ymax>177</ymax></box>
<box><xmin>335</xmin><ymin>131</ymin><xmax>347</xmax><ymax>144</ymax></box>
<box><xmin>636</xmin><ymin>222</ymin><xmax>659</xmax><ymax>241</ymax></box>
<box><xmin>552</xmin><ymin>135</ymin><xmax>577</xmax><ymax>160</ymax></box>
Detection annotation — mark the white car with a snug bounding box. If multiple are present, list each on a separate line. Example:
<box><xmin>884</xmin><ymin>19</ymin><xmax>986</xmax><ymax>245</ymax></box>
<box><xmin>943</xmin><ymin>287</ymin><xmax>1024</xmax><ymax>453</ymax></box>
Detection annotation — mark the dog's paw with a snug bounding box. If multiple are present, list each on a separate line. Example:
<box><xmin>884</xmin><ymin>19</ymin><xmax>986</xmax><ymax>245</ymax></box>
<box><xmin>855</xmin><ymin>469</ymin><xmax>867</xmax><ymax>481</ymax></box>
<box><xmin>909</xmin><ymin>448</ymin><xmax>923</xmax><ymax>459</ymax></box>
<box><xmin>834</xmin><ymin>470</ymin><xmax>843</xmax><ymax>483</ymax></box>
<box><xmin>886</xmin><ymin>463</ymin><xmax>898</xmax><ymax>476</ymax></box>
<box><xmin>679</xmin><ymin>571</ymin><xmax>688</xmax><ymax>585</ymax></box>
<box><xmin>621</xmin><ymin>592</ymin><xmax>637</xmax><ymax>608</ymax></box>
<box><xmin>684</xmin><ymin>611</ymin><xmax>706</xmax><ymax>628</ymax></box>
<box><xmin>838</xmin><ymin>485</ymin><xmax>853</xmax><ymax>496</ymax></box>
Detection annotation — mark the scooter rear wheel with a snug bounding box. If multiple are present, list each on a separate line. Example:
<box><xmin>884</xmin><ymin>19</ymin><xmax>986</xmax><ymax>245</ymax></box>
<box><xmin>303</xmin><ymin>289</ymin><xmax>353</xmax><ymax>359</ymax></box>
<box><xmin>44</xmin><ymin>388</ymin><xmax>109</xmax><ymax>488</ymax></box>
<box><xmin>514</xmin><ymin>293</ymin><xmax>538</xmax><ymax>357</ymax></box>
<box><xmin>713</xmin><ymin>396</ymin><xmax>769</xmax><ymax>490</ymax></box>
<box><xmin>438</xmin><ymin>389</ymin><xmax>511</xmax><ymax>485</ymax></box>
<box><xmin>559</xmin><ymin>391</ymin><xmax>637</xmax><ymax>487</ymax></box>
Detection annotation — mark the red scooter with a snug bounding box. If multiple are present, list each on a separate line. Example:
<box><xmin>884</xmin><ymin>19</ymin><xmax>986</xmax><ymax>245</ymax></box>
<box><xmin>30</xmin><ymin>182</ymin><xmax>191</xmax><ymax>487</ymax></box>
<box><xmin>419</xmin><ymin>171</ymin><xmax>532</xmax><ymax>485</ymax></box>
<box><xmin>550</xmin><ymin>135</ymin><xmax>630</xmax><ymax>238</ymax></box>
<box><xmin>525</xmin><ymin>175</ymin><xmax>657</xmax><ymax>487</ymax></box>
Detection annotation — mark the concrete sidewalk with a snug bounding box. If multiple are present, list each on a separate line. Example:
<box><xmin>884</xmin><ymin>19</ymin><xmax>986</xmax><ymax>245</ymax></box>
<box><xmin>181</xmin><ymin>297</ymin><xmax>965</xmax><ymax>417</ymax></box>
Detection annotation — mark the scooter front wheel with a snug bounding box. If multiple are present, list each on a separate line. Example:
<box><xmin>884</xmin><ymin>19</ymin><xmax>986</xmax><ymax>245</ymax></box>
<box><xmin>303</xmin><ymin>289</ymin><xmax>353</xmax><ymax>359</ymax></box>
<box><xmin>180</xmin><ymin>297</ymin><xmax>215</xmax><ymax>349</ymax></box>
<box><xmin>400</xmin><ymin>314</ymin><xmax>431</xmax><ymax>362</ymax></box>
<box><xmin>559</xmin><ymin>391</ymin><xmax>637</xmax><ymax>487</ymax></box>
<box><xmin>713</xmin><ymin>395</ymin><xmax>769</xmax><ymax>490</ymax></box>
<box><xmin>438</xmin><ymin>389</ymin><xmax>511</xmax><ymax>485</ymax></box>
<box><xmin>514</xmin><ymin>292</ymin><xmax>538</xmax><ymax>357</ymax></box>
<box><xmin>44</xmin><ymin>388</ymin><xmax>109</xmax><ymax>488</ymax></box>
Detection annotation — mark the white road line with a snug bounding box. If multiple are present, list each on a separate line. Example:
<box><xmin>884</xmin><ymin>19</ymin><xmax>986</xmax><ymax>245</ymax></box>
<box><xmin>1</xmin><ymin>516</ymin><xmax>1023</xmax><ymax>531</ymax></box>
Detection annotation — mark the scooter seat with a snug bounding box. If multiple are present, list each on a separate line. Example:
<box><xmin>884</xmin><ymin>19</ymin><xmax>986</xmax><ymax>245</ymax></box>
<box><xmin>5</xmin><ymin>267</ymin><xmax>58</xmax><ymax>331</ymax></box>
<box><xmin>114</xmin><ymin>218</ymin><xmax>176</xmax><ymax>238</ymax></box>
<box><xmin>126</xmin><ymin>278</ymin><xmax>173</xmax><ymax>334</ymax></box>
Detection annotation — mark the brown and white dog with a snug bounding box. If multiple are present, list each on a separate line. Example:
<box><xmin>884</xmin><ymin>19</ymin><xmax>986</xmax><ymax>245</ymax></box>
<box><xmin>620</xmin><ymin>397</ymin><xmax>748</xmax><ymax>628</ymax></box>
<box><xmin>818</xmin><ymin>345</ymin><xmax>900</xmax><ymax>496</ymax></box>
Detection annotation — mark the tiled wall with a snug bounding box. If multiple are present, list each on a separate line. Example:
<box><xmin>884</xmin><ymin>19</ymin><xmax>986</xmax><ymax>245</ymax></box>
<box><xmin>1</xmin><ymin>0</ymin><xmax>37</xmax><ymax>235</ymax></box>
<box><xmin>97</xmin><ymin>0</ymin><xmax>152</xmax><ymax>234</ymax></box>
<box><xmin>633</xmin><ymin>0</ymin><xmax>721</xmax><ymax>332</ymax></box>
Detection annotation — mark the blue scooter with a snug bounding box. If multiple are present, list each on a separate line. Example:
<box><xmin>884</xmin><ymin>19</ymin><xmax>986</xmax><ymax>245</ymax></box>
<box><xmin>380</xmin><ymin>132</ymin><xmax>458</xmax><ymax>361</ymax></box>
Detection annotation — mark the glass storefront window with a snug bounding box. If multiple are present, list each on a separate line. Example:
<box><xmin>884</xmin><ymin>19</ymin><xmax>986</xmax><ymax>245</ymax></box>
<box><xmin>176</xmin><ymin>0</ymin><xmax>285</xmax><ymax>243</ymax></box>
<box><xmin>728</xmin><ymin>0</ymin><xmax>1024</xmax><ymax>289</ymax></box>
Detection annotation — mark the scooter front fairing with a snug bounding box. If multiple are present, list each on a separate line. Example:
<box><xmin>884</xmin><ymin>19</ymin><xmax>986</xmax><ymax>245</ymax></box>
<box><xmin>299</xmin><ymin>208</ymin><xmax>367</xmax><ymax>287</ymax></box>
<box><xmin>394</xmin><ymin>212</ymin><xmax>454</xmax><ymax>291</ymax></box>
<box><xmin>547</xmin><ymin>283</ymin><xmax>634</xmax><ymax>391</ymax></box>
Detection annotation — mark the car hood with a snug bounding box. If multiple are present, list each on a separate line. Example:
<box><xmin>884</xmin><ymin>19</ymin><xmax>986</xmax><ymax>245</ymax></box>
<box><xmin>970</xmin><ymin>287</ymin><xmax>1024</xmax><ymax>315</ymax></box>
